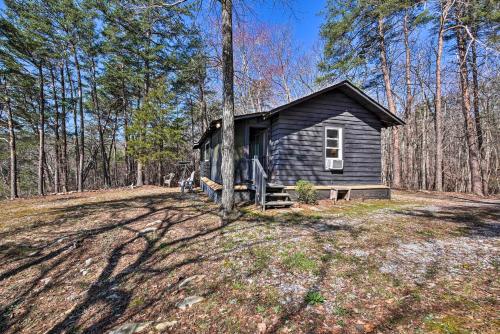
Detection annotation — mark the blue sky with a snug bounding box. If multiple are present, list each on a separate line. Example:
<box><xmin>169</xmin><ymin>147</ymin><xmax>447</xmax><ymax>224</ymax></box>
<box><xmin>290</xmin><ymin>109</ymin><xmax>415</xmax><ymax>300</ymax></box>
<box><xmin>0</xmin><ymin>0</ymin><xmax>325</xmax><ymax>50</ymax></box>
<box><xmin>250</xmin><ymin>0</ymin><xmax>325</xmax><ymax>49</ymax></box>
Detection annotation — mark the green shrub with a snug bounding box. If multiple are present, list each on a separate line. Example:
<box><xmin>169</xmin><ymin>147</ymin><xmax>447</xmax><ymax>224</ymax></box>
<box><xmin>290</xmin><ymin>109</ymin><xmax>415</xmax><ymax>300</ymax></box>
<box><xmin>295</xmin><ymin>180</ymin><xmax>317</xmax><ymax>204</ymax></box>
<box><xmin>304</xmin><ymin>291</ymin><xmax>325</xmax><ymax>305</ymax></box>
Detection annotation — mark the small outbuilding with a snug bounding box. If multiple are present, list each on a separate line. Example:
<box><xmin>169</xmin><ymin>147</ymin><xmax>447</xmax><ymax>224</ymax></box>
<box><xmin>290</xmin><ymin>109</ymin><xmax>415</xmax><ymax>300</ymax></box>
<box><xmin>193</xmin><ymin>80</ymin><xmax>404</xmax><ymax>210</ymax></box>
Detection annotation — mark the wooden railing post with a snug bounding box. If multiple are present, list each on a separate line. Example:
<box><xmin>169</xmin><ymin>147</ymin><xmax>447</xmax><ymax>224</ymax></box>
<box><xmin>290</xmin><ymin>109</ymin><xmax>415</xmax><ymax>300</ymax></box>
<box><xmin>262</xmin><ymin>178</ymin><xmax>266</xmax><ymax>211</ymax></box>
<box><xmin>252</xmin><ymin>156</ymin><xmax>256</xmax><ymax>184</ymax></box>
<box><xmin>252</xmin><ymin>155</ymin><xmax>267</xmax><ymax>211</ymax></box>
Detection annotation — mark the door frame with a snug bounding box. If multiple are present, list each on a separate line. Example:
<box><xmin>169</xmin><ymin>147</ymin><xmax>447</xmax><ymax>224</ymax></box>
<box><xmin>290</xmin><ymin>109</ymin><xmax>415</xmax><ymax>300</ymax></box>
<box><xmin>247</xmin><ymin>125</ymin><xmax>269</xmax><ymax>177</ymax></box>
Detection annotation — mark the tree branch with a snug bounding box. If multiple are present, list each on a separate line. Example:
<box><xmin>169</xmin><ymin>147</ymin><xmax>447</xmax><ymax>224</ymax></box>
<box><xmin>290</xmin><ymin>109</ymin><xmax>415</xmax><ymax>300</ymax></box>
<box><xmin>129</xmin><ymin>0</ymin><xmax>189</xmax><ymax>10</ymax></box>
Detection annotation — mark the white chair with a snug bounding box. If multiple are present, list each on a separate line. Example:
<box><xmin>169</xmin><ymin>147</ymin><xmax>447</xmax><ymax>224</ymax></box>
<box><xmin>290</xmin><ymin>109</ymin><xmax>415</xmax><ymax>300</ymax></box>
<box><xmin>185</xmin><ymin>171</ymin><xmax>195</xmax><ymax>192</ymax></box>
<box><xmin>164</xmin><ymin>173</ymin><xmax>175</xmax><ymax>187</ymax></box>
<box><xmin>180</xmin><ymin>171</ymin><xmax>195</xmax><ymax>193</ymax></box>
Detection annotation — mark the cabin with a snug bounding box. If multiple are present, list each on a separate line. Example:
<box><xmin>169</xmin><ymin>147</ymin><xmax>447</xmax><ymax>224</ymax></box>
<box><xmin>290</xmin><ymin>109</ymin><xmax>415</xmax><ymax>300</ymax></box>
<box><xmin>193</xmin><ymin>80</ymin><xmax>404</xmax><ymax>210</ymax></box>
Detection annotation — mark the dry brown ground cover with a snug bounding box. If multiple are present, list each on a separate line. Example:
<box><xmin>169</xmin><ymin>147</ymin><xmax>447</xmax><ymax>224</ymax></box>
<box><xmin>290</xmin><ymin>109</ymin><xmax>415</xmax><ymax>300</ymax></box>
<box><xmin>0</xmin><ymin>186</ymin><xmax>498</xmax><ymax>334</ymax></box>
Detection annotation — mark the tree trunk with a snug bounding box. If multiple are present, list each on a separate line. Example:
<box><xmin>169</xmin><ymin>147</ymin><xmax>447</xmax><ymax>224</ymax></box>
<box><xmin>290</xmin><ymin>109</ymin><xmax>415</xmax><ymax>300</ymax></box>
<box><xmin>73</xmin><ymin>47</ymin><xmax>84</xmax><ymax>192</ymax></box>
<box><xmin>121</xmin><ymin>68</ymin><xmax>131</xmax><ymax>185</ymax></box>
<box><xmin>91</xmin><ymin>58</ymin><xmax>111</xmax><ymax>187</ymax></box>
<box><xmin>221</xmin><ymin>0</ymin><xmax>235</xmax><ymax>218</ymax></box>
<box><xmin>377</xmin><ymin>17</ymin><xmax>401</xmax><ymax>188</ymax></box>
<box><xmin>434</xmin><ymin>0</ymin><xmax>450</xmax><ymax>192</ymax></box>
<box><xmin>455</xmin><ymin>23</ymin><xmax>483</xmax><ymax>196</ymax></box>
<box><xmin>6</xmin><ymin>89</ymin><xmax>18</xmax><ymax>199</ymax></box>
<box><xmin>37</xmin><ymin>64</ymin><xmax>45</xmax><ymax>196</ymax></box>
<box><xmin>107</xmin><ymin>108</ymin><xmax>119</xmax><ymax>186</ymax></box>
<box><xmin>470</xmin><ymin>26</ymin><xmax>487</xmax><ymax>194</ymax></box>
<box><xmin>50</xmin><ymin>66</ymin><xmax>60</xmax><ymax>193</ymax></box>
<box><xmin>403</xmin><ymin>12</ymin><xmax>413</xmax><ymax>189</ymax></box>
<box><xmin>199</xmin><ymin>82</ymin><xmax>208</xmax><ymax>132</ymax></box>
<box><xmin>421</xmin><ymin>105</ymin><xmax>427</xmax><ymax>190</ymax></box>
<box><xmin>66</xmin><ymin>60</ymin><xmax>80</xmax><ymax>189</ymax></box>
<box><xmin>137</xmin><ymin>30</ymin><xmax>152</xmax><ymax>187</ymax></box>
<box><xmin>60</xmin><ymin>64</ymin><xmax>68</xmax><ymax>192</ymax></box>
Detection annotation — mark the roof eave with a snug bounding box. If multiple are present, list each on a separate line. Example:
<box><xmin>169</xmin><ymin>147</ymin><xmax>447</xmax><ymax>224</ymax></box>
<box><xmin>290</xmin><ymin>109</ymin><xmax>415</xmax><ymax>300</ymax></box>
<box><xmin>193</xmin><ymin>112</ymin><xmax>268</xmax><ymax>149</ymax></box>
<box><xmin>267</xmin><ymin>80</ymin><xmax>405</xmax><ymax>127</ymax></box>
<box><xmin>339</xmin><ymin>81</ymin><xmax>405</xmax><ymax>127</ymax></box>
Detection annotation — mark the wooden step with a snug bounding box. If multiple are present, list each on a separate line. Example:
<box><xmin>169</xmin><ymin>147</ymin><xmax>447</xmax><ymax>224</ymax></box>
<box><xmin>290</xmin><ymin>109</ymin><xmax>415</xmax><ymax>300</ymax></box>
<box><xmin>266</xmin><ymin>183</ymin><xmax>286</xmax><ymax>193</ymax></box>
<box><xmin>266</xmin><ymin>183</ymin><xmax>285</xmax><ymax>189</ymax></box>
<box><xmin>266</xmin><ymin>192</ymin><xmax>290</xmax><ymax>198</ymax></box>
<box><xmin>265</xmin><ymin>200</ymin><xmax>294</xmax><ymax>207</ymax></box>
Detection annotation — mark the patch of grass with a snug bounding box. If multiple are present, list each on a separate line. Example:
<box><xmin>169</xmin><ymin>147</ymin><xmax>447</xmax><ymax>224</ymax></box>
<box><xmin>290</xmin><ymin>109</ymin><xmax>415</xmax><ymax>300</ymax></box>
<box><xmin>255</xmin><ymin>304</ymin><xmax>281</xmax><ymax>314</ymax></box>
<box><xmin>256</xmin><ymin>305</ymin><xmax>266</xmax><ymax>314</ymax></box>
<box><xmin>423</xmin><ymin>314</ymin><xmax>470</xmax><ymax>334</ymax></box>
<box><xmin>320</xmin><ymin>252</ymin><xmax>334</xmax><ymax>263</ymax></box>
<box><xmin>491</xmin><ymin>259</ymin><xmax>499</xmax><ymax>271</ymax></box>
<box><xmin>332</xmin><ymin>306</ymin><xmax>349</xmax><ymax>316</ymax></box>
<box><xmin>129</xmin><ymin>296</ymin><xmax>145</xmax><ymax>309</ymax></box>
<box><xmin>222</xmin><ymin>259</ymin><xmax>238</xmax><ymax>271</ymax></box>
<box><xmin>158</xmin><ymin>242</ymin><xmax>173</xmax><ymax>253</ymax></box>
<box><xmin>424</xmin><ymin>262</ymin><xmax>440</xmax><ymax>280</ymax></box>
<box><xmin>222</xmin><ymin>316</ymin><xmax>242</xmax><ymax>333</ymax></box>
<box><xmin>304</xmin><ymin>291</ymin><xmax>325</xmax><ymax>305</ymax></box>
<box><xmin>0</xmin><ymin>243</ymin><xmax>39</xmax><ymax>257</ymax></box>
<box><xmin>256</xmin><ymin>286</ymin><xmax>281</xmax><ymax>308</ymax></box>
<box><xmin>461</xmin><ymin>263</ymin><xmax>473</xmax><ymax>270</ymax></box>
<box><xmin>240</xmin><ymin>208</ymin><xmax>274</xmax><ymax>222</ymax></box>
<box><xmin>330</xmin><ymin>200</ymin><xmax>409</xmax><ymax>218</ymax></box>
<box><xmin>264</xmin><ymin>235</ymin><xmax>275</xmax><ymax>241</ymax></box>
<box><xmin>410</xmin><ymin>291</ymin><xmax>422</xmax><ymax>302</ymax></box>
<box><xmin>332</xmin><ymin>251</ymin><xmax>361</xmax><ymax>264</ymax></box>
<box><xmin>221</xmin><ymin>239</ymin><xmax>237</xmax><ymax>251</ymax></box>
<box><xmin>251</xmin><ymin>247</ymin><xmax>272</xmax><ymax>271</ymax></box>
<box><xmin>417</xmin><ymin>229</ymin><xmax>436</xmax><ymax>239</ymax></box>
<box><xmin>279</xmin><ymin>212</ymin><xmax>322</xmax><ymax>224</ymax></box>
<box><xmin>232</xmin><ymin>281</ymin><xmax>245</xmax><ymax>290</ymax></box>
<box><xmin>282</xmin><ymin>251</ymin><xmax>318</xmax><ymax>272</ymax></box>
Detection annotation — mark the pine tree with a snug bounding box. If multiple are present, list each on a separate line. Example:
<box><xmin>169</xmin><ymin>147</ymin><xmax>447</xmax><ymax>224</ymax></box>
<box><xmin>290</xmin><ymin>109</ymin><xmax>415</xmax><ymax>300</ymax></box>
<box><xmin>320</xmin><ymin>0</ymin><xmax>405</xmax><ymax>188</ymax></box>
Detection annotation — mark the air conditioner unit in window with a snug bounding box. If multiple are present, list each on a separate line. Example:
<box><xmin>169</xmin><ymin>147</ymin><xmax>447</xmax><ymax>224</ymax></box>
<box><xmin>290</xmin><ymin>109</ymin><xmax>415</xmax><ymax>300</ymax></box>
<box><xmin>326</xmin><ymin>159</ymin><xmax>343</xmax><ymax>170</ymax></box>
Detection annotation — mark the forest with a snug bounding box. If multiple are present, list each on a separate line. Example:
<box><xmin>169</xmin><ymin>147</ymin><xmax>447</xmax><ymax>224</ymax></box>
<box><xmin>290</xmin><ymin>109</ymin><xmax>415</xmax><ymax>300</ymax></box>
<box><xmin>0</xmin><ymin>0</ymin><xmax>499</xmax><ymax>200</ymax></box>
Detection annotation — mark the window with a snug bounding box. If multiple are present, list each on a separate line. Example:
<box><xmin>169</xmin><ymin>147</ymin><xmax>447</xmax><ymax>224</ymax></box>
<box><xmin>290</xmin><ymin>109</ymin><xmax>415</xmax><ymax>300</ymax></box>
<box><xmin>204</xmin><ymin>142</ymin><xmax>210</xmax><ymax>162</ymax></box>
<box><xmin>325</xmin><ymin>127</ymin><xmax>343</xmax><ymax>162</ymax></box>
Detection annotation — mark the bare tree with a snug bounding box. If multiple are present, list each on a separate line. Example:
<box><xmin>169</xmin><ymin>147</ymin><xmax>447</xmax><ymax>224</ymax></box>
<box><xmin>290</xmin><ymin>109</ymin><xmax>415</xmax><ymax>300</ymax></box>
<box><xmin>454</xmin><ymin>3</ymin><xmax>483</xmax><ymax>196</ymax></box>
<box><xmin>37</xmin><ymin>63</ymin><xmax>46</xmax><ymax>196</ymax></box>
<box><xmin>72</xmin><ymin>45</ymin><xmax>85</xmax><ymax>192</ymax></box>
<box><xmin>377</xmin><ymin>16</ymin><xmax>401</xmax><ymax>188</ymax></box>
<box><xmin>50</xmin><ymin>65</ymin><xmax>60</xmax><ymax>193</ymax></box>
<box><xmin>434</xmin><ymin>0</ymin><xmax>453</xmax><ymax>191</ymax></box>
<box><xmin>221</xmin><ymin>0</ymin><xmax>235</xmax><ymax>219</ymax></box>
<box><xmin>3</xmin><ymin>77</ymin><xmax>18</xmax><ymax>199</ymax></box>
<box><xmin>59</xmin><ymin>64</ymin><xmax>68</xmax><ymax>192</ymax></box>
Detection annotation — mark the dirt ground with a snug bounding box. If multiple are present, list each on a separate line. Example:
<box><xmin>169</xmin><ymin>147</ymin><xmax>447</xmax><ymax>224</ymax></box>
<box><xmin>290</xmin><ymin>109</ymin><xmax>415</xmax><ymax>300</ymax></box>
<box><xmin>0</xmin><ymin>186</ymin><xmax>498</xmax><ymax>334</ymax></box>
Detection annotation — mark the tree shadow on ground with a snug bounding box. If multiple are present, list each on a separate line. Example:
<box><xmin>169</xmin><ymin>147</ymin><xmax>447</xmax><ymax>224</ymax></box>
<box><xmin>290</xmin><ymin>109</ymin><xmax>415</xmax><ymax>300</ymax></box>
<box><xmin>395</xmin><ymin>204</ymin><xmax>500</xmax><ymax>238</ymax></box>
<box><xmin>0</xmin><ymin>190</ymin><xmax>221</xmax><ymax>333</ymax></box>
<box><xmin>4</xmin><ymin>191</ymin><xmax>495</xmax><ymax>333</ymax></box>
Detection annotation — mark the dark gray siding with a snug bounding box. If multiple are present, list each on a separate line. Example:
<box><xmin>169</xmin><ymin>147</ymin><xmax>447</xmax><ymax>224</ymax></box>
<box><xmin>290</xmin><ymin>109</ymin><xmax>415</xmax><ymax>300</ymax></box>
<box><xmin>271</xmin><ymin>90</ymin><xmax>383</xmax><ymax>185</ymax></box>
<box><xmin>199</xmin><ymin>117</ymin><xmax>269</xmax><ymax>185</ymax></box>
<box><xmin>269</xmin><ymin>115</ymin><xmax>280</xmax><ymax>183</ymax></box>
<box><xmin>209</xmin><ymin>128</ymin><xmax>222</xmax><ymax>183</ymax></box>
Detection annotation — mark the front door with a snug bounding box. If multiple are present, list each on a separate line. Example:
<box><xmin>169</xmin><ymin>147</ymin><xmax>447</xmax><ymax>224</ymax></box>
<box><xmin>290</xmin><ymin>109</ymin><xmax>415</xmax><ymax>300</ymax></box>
<box><xmin>249</xmin><ymin>127</ymin><xmax>267</xmax><ymax>178</ymax></box>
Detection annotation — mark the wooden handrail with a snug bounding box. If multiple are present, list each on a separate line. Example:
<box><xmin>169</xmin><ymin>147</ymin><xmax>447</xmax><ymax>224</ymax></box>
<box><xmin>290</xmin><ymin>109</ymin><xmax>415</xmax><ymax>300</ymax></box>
<box><xmin>252</xmin><ymin>156</ymin><xmax>267</xmax><ymax>211</ymax></box>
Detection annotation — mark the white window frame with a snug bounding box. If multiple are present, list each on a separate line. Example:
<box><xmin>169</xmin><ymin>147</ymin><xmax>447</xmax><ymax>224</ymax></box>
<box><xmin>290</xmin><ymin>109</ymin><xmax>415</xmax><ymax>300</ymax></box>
<box><xmin>204</xmin><ymin>142</ymin><xmax>210</xmax><ymax>162</ymax></box>
<box><xmin>324</xmin><ymin>127</ymin><xmax>343</xmax><ymax>166</ymax></box>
